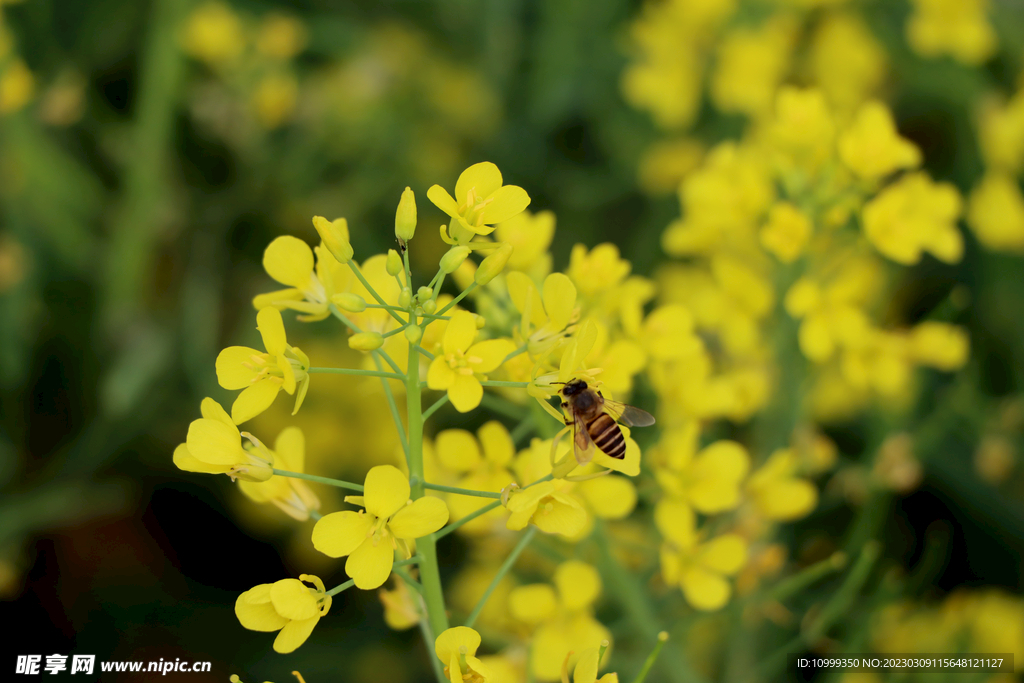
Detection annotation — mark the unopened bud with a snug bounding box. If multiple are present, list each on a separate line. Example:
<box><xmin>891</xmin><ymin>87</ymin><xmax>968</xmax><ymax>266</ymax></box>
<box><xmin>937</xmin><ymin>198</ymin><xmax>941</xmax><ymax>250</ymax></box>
<box><xmin>348</xmin><ymin>332</ymin><xmax>384</xmax><ymax>351</ymax></box>
<box><xmin>475</xmin><ymin>243</ymin><xmax>514</xmax><ymax>285</ymax></box>
<box><xmin>474</xmin><ymin>314</ymin><xmax>485</xmax><ymax>329</ymax></box>
<box><xmin>395</xmin><ymin>187</ymin><xmax>417</xmax><ymax>242</ymax></box>
<box><xmin>439</xmin><ymin>246</ymin><xmax>471</xmax><ymax>274</ymax></box>
<box><xmin>417</xmin><ymin>286</ymin><xmax>433</xmax><ymax>303</ymax></box>
<box><xmin>405</xmin><ymin>325</ymin><xmax>423</xmax><ymax>344</ymax></box>
<box><xmin>398</xmin><ymin>287</ymin><xmax>412</xmax><ymax>309</ymax></box>
<box><xmin>386</xmin><ymin>249</ymin><xmax>403</xmax><ymax>276</ymax></box>
<box><xmin>312</xmin><ymin>216</ymin><xmax>353</xmax><ymax>262</ymax></box>
<box><xmin>422</xmin><ymin>299</ymin><xmax>437</xmax><ymax>315</ymax></box>
<box><xmin>331</xmin><ymin>292</ymin><xmax>366</xmax><ymax>312</ymax></box>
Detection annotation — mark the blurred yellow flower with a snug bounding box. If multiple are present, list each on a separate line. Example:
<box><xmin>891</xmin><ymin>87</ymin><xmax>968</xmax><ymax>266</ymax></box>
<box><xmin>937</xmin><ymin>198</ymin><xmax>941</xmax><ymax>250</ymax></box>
<box><xmin>862</xmin><ymin>172</ymin><xmax>963</xmax><ymax>265</ymax></box>
<box><xmin>759</xmin><ymin>202</ymin><xmax>812</xmax><ymax>263</ymax></box>
<box><xmin>312</xmin><ymin>465</ymin><xmax>449</xmax><ymax>589</ymax></box>
<box><xmin>216</xmin><ymin>307</ymin><xmax>311</xmax><ymax>424</ymax></box>
<box><xmin>505</xmin><ymin>480</ymin><xmax>586</xmax><ymax>537</ymax></box>
<box><xmin>906</xmin><ymin>0</ymin><xmax>996</xmax><ymax>65</ymax></box>
<box><xmin>256</xmin><ymin>13</ymin><xmax>307</xmax><ymax>60</ymax></box>
<box><xmin>235</xmin><ymin>574</ymin><xmax>331</xmax><ymax>653</ymax></box>
<box><xmin>745</xmin><ymin>449</ymin><xmax>818</xmax><ymax>521</ymax></box>
<box><xmin>237</xmin><ymin>427</ymin><xmax>320</xmax><ymax>520</ymax></box>
<box><xmin>809</xmin><ymin>13</ymin><xmax>886</xmax><ymax>111</ymax></box>
<box><xmin>838</xmin><ymin>101</ymin><xmax>921</xmax><ymax>181</ymax></box>
<box><xmin>253</xmin><ymin>234</ymin><xmax>351</xmax><ymax>322</ymax></box>
<box><xmin>711</xmin><ymin>18</ymin><xmax>794</xmax><ymax>118</ymax></box>
<box><xmin>435</xmin><ymin>627</ymin><xmax>492</xmax><ymax>682</ymax></box>
<box><xmin>181</xmin><ymin>2</ymin><xmax>245</xmax><ymax>66</ymax></box>
<box><xmin>967</xmin><ymin>172</ymin><xmax>1024</xmax><ymax>253</ymax></box>
<box><xmin>174</xmin><ymin>398</ymin><xmax>274</xmax><ymax>482</ymax></box>
<box><xmin>252</xmin><ymin>72</ymin><xmax>298</xmax><ymax>129</ymax></box>
<box><xmin>0</xmin><ymin>59</ymin><xmax>33</xmax><ymax>114</ymax></box>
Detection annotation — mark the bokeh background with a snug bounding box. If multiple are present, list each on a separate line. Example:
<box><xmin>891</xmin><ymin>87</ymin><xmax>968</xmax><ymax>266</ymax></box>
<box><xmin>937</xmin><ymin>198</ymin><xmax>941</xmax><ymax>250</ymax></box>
<box><xmin>1</xmin><ymin>0</ymin><xmax>1023</xmax><ymax>681</ymax></box>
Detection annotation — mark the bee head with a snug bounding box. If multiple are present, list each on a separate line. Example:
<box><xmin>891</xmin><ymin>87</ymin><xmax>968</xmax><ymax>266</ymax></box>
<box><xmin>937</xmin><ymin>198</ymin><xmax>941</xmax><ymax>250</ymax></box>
<box><xmin>560</xmin><ymin>378</ymin><xmax>588</xmax><ymax>397</ymax></box>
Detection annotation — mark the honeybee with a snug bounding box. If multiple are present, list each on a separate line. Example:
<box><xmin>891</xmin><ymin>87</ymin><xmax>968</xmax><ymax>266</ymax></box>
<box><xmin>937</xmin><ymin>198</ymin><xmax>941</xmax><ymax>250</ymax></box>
<box><xmin>557</xmin><ymin>378</ymin><xmax>655</xmax><ymax>464</ymax></box>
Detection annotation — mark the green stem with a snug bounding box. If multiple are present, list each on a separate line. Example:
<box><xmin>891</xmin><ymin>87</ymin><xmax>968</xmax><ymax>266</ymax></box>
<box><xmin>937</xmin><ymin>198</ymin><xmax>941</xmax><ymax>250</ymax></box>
<box><xmin>347</xmin><ymin>258</ymin><xmax>407</xmax><ymax>326</ymax></box>
<box><xmin>414</xmin><ymin>480</ymin><xmax>501</xmax><ymax>499</ymax></box>
<box><xmin>419</xmin><ymin>607</ymin><xmax>447</xmax><ymax>683</ymax></box>
<box><xmin>308</xmin><ymin>367</ymin><xmax>404</xmax><ymax>380</ymax></box>
<box><xmin>394</xmin><ymin>556</ymin><xmax>421</xmax><ymax>568</ymax></box>
<box><xmin>434</xmin><ymin>500</ymin><xmax>502</xmax><ymax>540</ymax></box>
<box><xmin>329</xmin><ymin>304</ymin><xmax>403</xmax><ymax>374</ymax></box>
<box><xmin>479</xmin><ymin>393</ymin><xmax>528</xmax><ymax>420</ymax></box>
<box><xmin>422</xmin><ymin>394</ymin><xmax>450</xmax><ymax>421</ymax></box>
<box><xmin>464</xmin><ymin>526</ymin><xmax>536</xmax><ymax>629</ymax></box>
<box><xmin>417</xmin><ymin>346</ymin><xmax>436</xmax><ymax>361</ymax></box>
<box><xmin>272</xmin><ymin>469</ymin><xmax>363</xmax><ymax>492</ymax></box>
<box><xmin>632</xmin><ymin>633</ymin><xmax>670</xmax><ymax>683</ymax></box>
<box><xmin>394</xmin><ymin>567</ymin><xmax>424</xmax><ymax>595</ymax></box>
<box><xmin>437</xmin><ymin>282</ymin><xmax>477</xmax><ymax>315</ymax></box>
<box><xmin>406</xmin><ymin>340</ymin><xmax>450</xmax><ymax>640</ymax></box>
<box><xmin>382</xmin><ymin>324</ymin><xmax>410</xmax><ymax>338</ymax></box>
<box><xmin>327</xmin><ymin>578</ymin><xmax>356</xmax><ymax>596</ymax></box>
<box><xmin>479</xmin><ymin>380</ymin><xmax>530</xmax><ymax>388</ymax></box>
<box><xmin>503</xmin><ymin>345</ymin><xmax>528</xmax><ymax>363</ymax></box>
<box><xmin>758</xmin><ymin>552</ymin><xmax>847</xmax><ymax>604</ymax></box>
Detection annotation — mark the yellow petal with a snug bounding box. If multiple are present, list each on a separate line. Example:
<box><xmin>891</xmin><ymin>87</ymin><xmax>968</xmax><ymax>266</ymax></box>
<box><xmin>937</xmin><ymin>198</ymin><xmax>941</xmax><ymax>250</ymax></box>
<box><xmin>542</xmin><ymin>273</ymin><xmax>576</xmax><ymax>330</ymax></box>
<box><xmin>756</xmin><ymin>480</ymin><xmax>818</xmax><ymax>521</ymax></box>
<box><xmin>506</xmin><ymin>270</ymin><xmax>546</xmax><ymax>328</ymax></box>
<box><xmin>172</xmin><ymin>443</ymin><xmax>229</xmax><ymax>474</ymax></box>
<box><xmin>231</xmin><ymin>380</ymin><xmax>281</xmax><ymax>424</ymax></box>
<box><xmin>467</xmin><ymin>339</ymin><xmax>515</xmax><ymax>374</ymax></box>
<box><xmin>427</xmin><ymin>357</ymin><xmax>456</xmax><ymax>390</ymax></box>
<box><xmin>444</xmin><ymin>311</ymin><xmax>477</xmax><ymax>355</ymax></box>
<box><xmin>590</xmin><ymin>434</ymin><xmax>641</xmax><ymax>477</ymax></box>
<box><xmin>573</xmin><ymin>648</ymin><xmax>601</xmax><ymax>683</ymax></box>
<box><xmin>427</xmin><ymin>185</ymin><xmax>460</xmax><ymax>217</ymax></box>
<box><xmin>435</xmin><ymin>429</ymin><xmax>482</xmax><ymax>472</ymax></box>
<box><xmin>481</xmin><ymin>185</ymin><xmax>531</xmax><ymax>224</ymax></box>
<box><xmin>252</xmin><ymin>287</ymin><xmax>304</xmax><ymax>311</ymax></box>
<box><xmin>312</xmin><ymin>511</ymin><xmax>373</xmax><ymax>557</ymax></box>
<box><xmin>508</xmin><ymin>584</ymin><xmax>558</xmax><ymax>624</ymax></box>
<box><xmin>388</xmin><ymin>496</ymin><xmax>449</xmax><ymax>539</ymax></box>
<box><xmin>278</xmin><ymin>353</ymin><xmax>296</xmax><ymax>394</ymax></box>
<box><xmin>478</xmin><ymin>421</ymin><xmax>514</xmax><ymax>467</ymax></box>
<box><xmin>257</xmin><ymin>307</ymin><xmax>287</xmax><ymax>356</ymax></box>
<box><xmin>273</xmin><ymin>426</ymin><xmax>305</xmax><ymax>472</ymax></box>
<box><xmin>654</xmin><ymin>499</ymin><xmax>696</xmax><ymax>549</ymax></box>
<box><xmin>345</xmin><ymin>537</ymin><xmax>394</xmax><ymax>589</ymax></box>
<box><xmin>697</xmin><ymin>535</ymin><xmax>747</xmax><ymax>575</ymax></box>
<box><xmin>435</xmin><ymin>626</ymin><xmax>482</xmax><ymax>663</ymax></box>
<box><xmin>263</xmin><ymin>235</ymin><xmax>314</xmax><ymax>289</ymax></box>
<box><xmin>215</xmin><ymin>346</ymin><xmax>262</xmax><ymax>390</ymax></box>
<box><xmin>577</xmin><ymin>475</ymin><xmax>637</xmax><ymax>520</ymax></box>
<box><xmin>270</xmin><ymin>578</ymin><xmax>320</xmax><ymax>621</ymax></box>
<box><xmin>186</xmin><ymin>418</ymin><xmax>243</xmax><ymax>465</ymax></box>
<box><xmin>199</xmin><ymin>397</ymin><xmax>235</xmax><ymax>427</ymax></box>
<box><xmin>273</xmin><ymin>615</ymin><xmax>318</xmax><ymax>653</ymax></box>
<box><xmin>364</xmin><ymin>465</ymin><xmax>410</xmax><ymax>520</ymax></box>
<box><xmin>555</xmin><ymin>560</ymin><xmax>601</xmax><ymax>611</ymax></box>
<box><xmin>681</xmin><ymin>566</ymin><xmax>731</xmax><ymax>611</ymax></box>
<box><xmin>533</xmin><ymin>492</ymin><xmax>587</xmax><ymax>536</ymax></box>
<box><xmin>236</xmin><ymin>585</ymin><xmax>288</xmax><ymax>632</ymax></box>
<box><xmin>456</xmin><ymin>162</ymin><xmax>503</xmax><ymax>204</ymax></box>
<box><xmin>448</xmin><ymin>374</ymin><xmax>483</xmax><ymax>413</ymax></box>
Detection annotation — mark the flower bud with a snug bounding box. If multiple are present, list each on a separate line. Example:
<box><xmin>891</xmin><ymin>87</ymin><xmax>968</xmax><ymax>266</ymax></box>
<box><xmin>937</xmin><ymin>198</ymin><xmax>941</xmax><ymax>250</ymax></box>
<box><xmin>331</xmin><ymin>292</ymin><xmax>366</xmax><ymax>312</ymax></box>
<box><xmin>417</xmin><ymin>286</ymin><xmax>433</xmax><ymax>303</ymax></box>
<box><xmin>421</xmin><ymin>299</ymin><xmax>437</xmax><ymax>315</ymax></box>
<box><xmin>348</xmin><ymin>332</ymin><xmax>384</xmax><ymax>351</ymax></box>
<box><xmin>395</xmin><ymin>186</ymin><xmax>417</xmax><ymax>242</ymax></box>
<box><xmin>386</xmin><ymin>249</ymin><xmax>403</xmax><ymax>277</ymax></box>
<box><xmin>439</xmin><ymin>246</ymin><xmax>471</xmax><ymax>274</ymax></box>
<box><xmin>475</xmin><ymin>243</ymin><xmax>514</xmax><ymax>285</ymax></box>
<box><xmin>398</xmin><ymin>287</ymin><xmax>412</xmax><ymax>309</ymax></box>
<box><xmin>405</xmin><ymin>325</ymin><xmax>423</xmax><ymax>344</ymax></box>
<box><xmin>312</xmin><ymin>216</ymin><xmax>353</xmax><ymax>262</ymax></box>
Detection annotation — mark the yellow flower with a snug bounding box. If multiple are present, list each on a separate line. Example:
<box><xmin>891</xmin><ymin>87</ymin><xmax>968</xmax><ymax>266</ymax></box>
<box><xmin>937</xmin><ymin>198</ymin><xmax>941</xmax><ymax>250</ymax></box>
<box><xmin>655</xmin><ymin>426</ymin><xmax>750</xmax><ymax>514</ymax></box>
<box><xmin>435</xmin><ymin>627</ymin><xmax>492</xmax><ymax>682</ymax></box>
<box><xmin>435</xmin><ymin>422</ymin><xmax>516</xmax><ymax>534</ymax></box>
<box><xmin>746</xmin><ymin>449</ymin><xmax>818</xmax><ymax>521</ymax></box>
<box><xmin>0</xmin><ymin>60</ymin><xmax>34</xmax><ymax>114</ymax></box>
<box><xmin>505</xmin><ymin>480</ymin><xmax>586</xmax><ymax>537</ymax></box>
<box><xmin>512</xmin><ymin>561</ymin><xmax>611</xmax><ymax>681</ymax></box>
<box><xmin>378</xmin><ymin>578</ymin><xmax>420</xmax><ymax>631</ymax></box>
<box><xmin>311</xmin><ymin>465</ymin><xmax>449</xmax><ymax>589</ymax></box>
<box><xmin>216</xmin><ymin>307</ymin><xmax>311</xmax><ymax>424</ymax></box>
<box><xmin>967</xmin><ymin>171</ymin><xmax>1024</xmax><ymax>252</ymax></box>
<box><xmin>767</xmin><ymin>87</ymin><xmax>836</xmax><ymax>177</ymax></box>
<box><xmin>656</xmin><ymin>501</ymin><xmax>747</xmax><ymax>610</ymax></box>
<box><xmin>180</xmin><ymin>2</ymin><xmax>245</xmax><ymax>66</ymax></box>
<box><xmin>237</xmin><ymin>427</ymin><xmax>320</xmax><ymax>521</ymax></box>
<box><xmin>235</xmin><ymin>574</ymin><xmax>330</xmax><ymax>653</ymax></box>
<box><xmin>711</xmin><ymin>17</ymin><xmax>795</xmax><ymax>118</ymax></box>
<box><xmin>253</xmin><ymin>234</ymin><xmax>351</xmax><ymax>321</ymax></box>
<box><xmin>862</xmin><ymin>172</ymin><xmax>963</xmax><ymax>265</ymax></box>
<box><xmin>908</xmin><ymin>322</ymin><xmax>969</xmax><ymax>371</ymax></box>
<box><xmin>427</xmin><ymin>311</ymin><xmax>515</xmax><ymax>412</ymax></box>
<box><xmin>566</xmin><ymin>244</ymin><xmax>631</xmax><ymax>299</ymax></box>
<box><xmin>173</xmin><ymin>398</ymin><xmax>274</xmax><ymax>482</ymax></box>
<box><xmin>906</xmin><ymin>0</ymin><xmax>996</xmax><ymax>65</ymax></box>
<box><xmin>256</xmin><ymin>13</ymin><xmax>307</xmax><ymax>60</ymax></box>
<box><xmin>563</xmin><ymin>645</ymin><xmax>617</xmax><ymax>683</ymax></box>
<box><xmin>809</xmin><ymin>13</ymin><xmax>886</xmax><ymax>112</ymax></box>
<box><xmin>760</xmin><ymin>202</ymin><xmax>812</xmax><ymax>263</ymax></box>
<box><xmin>494</xmin><ymin>209</ymin><xmax>556</xmax><ymax>276</ymax></box>
<box><xmin>977</xmin><ymin>93</ymin><xmax>1024</xmax><ymax>173</ymax></box>
<box><xmin>838</xmin><ymin>101</ymin><xmax>922</xmax><ymax>181</ymax></box>
<box><xmin>252</xmin><ymin>72</ymin><xmax>298</xmax><ymax>129</ymax></box>
<box><xmin>428</xmin><ymin>162</ymin><xmax>531</xmax><ymax>241</ymax></box>
<box><xmin>506</xmin><ymin>271</ymin><xmax>578</xmax><ymax>360</ymax></box>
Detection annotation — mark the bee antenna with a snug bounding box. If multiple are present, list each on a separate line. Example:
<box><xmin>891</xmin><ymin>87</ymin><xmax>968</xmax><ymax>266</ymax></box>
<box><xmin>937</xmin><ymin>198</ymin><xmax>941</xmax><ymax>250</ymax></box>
<box><xmin>551</xmin><ymin>381</ymin><xmax>566</xmax><ymax>385</ymax></box>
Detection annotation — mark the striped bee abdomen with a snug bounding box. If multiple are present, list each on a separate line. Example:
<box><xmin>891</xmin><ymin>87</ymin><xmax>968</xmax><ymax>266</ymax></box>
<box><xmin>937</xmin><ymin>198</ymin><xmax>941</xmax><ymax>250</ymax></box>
<box><xmin>587</xmin><ymin>413</ymin><xmax>626</xmax><ymax>459</ymax></box>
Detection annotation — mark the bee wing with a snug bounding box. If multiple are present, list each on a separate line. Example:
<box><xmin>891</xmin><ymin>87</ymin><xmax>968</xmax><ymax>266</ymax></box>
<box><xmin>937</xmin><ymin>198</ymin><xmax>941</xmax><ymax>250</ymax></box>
<box><xmin>572</xmin><ymin>414</ymin><xmax>596</xmax><ymax>465</ymax></box>
<box><xmin>602</xmin><ymin>398</ymin><xmax>656</xmax><ymax>427</ymax></box>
